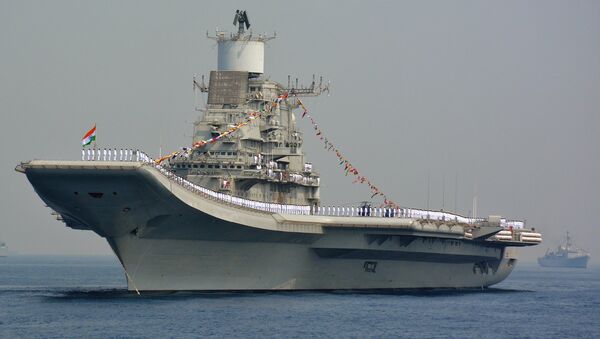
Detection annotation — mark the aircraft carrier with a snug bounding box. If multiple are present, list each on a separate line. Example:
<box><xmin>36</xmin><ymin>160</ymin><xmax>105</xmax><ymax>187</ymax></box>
<box><xmin>16</xmin><ymin>11</ymin><xmax>542</xmax><ymax>291</ymax></box>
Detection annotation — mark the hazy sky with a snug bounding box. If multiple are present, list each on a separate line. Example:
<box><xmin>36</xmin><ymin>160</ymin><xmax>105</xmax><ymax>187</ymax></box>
<box><xmin>1</xmin><ymin>1</ymin><xmax>599</xmax><ymax>262</ymax></box>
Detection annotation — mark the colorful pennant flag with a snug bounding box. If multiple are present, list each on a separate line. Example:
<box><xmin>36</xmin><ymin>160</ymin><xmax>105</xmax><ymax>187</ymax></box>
<box><xmin>296</xmin><ymin>98</ymin><xmax>400</xmax><ymax>209</ymax></box>
<box><xmin>155</xmin><ymin>91</ymin><xmax>401</xmax><ymax>208</ymax></box>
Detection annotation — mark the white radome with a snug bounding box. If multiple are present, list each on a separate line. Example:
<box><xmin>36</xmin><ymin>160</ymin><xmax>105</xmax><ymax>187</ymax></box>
<box><xmin>218</xmin><ymin>40</ymin><xmax>265</xmax><ymax>74</ymax></box>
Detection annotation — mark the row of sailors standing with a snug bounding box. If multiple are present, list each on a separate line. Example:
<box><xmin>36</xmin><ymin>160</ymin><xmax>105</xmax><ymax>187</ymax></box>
<box><xmin>81</xmin><ymin>148</ymin><xmax>153</xmax><ymax>163</ymax></box>
<box><xmin>313</xmin><ymin>206</ymin><xmax>404</xmax><ymax>218</ymax></box>
<box><xmin>312</xmin><ymin>206</ymin><xmax>479</xmax><ymax>223</ymax></box>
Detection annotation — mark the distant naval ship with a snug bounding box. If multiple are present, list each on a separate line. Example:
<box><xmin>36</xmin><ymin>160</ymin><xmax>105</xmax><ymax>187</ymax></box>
<box><xmin>0</xmin><ymin>241</ymin><xmax>7</xmax><ymax>257</ymax></box>
<box><xmin>16</xmin><ymin>11</ymin><xmax>542</xmax><ymax>291</ymax></box>
<box><xmin>538</xmin><ymin>232</ymin><xmax>589</xmax><ymax>268</ymax></box>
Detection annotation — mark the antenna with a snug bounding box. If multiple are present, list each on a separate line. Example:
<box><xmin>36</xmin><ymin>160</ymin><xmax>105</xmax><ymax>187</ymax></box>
<box><xmin>454</xmin><ymin>173</ymin><xmax>458</xmax><ymax>213</ymax></box>
<box><xmin>426</xmin><ymin>171</ymin><xmax>430</xmax><ymax>210</ymax></box>
<box><xmin>284</xmin><ymin>75</ymin><xmax>330</xmax><ymax>96</ymax></box>
<box><xmin>442</xmin><ymin>173</ymin><xmax>445</xmax><ymax>211</ymax></box>
<box><xmin>159</xmin><ymin>134</ymin><xmax>163</xmax><ymax>158</ymax></box>
<box><xmin>193</xmin><ymin>75</ymin><xmax>208</xmax><ymax>111</ymax></box>
<box><xmin>472</xmin><ymin>180</ymin><xmax>478</xmax><ymax>218</ymax></box>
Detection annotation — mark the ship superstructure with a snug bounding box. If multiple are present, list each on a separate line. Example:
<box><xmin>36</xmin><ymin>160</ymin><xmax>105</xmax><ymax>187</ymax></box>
<box><xmin>16</xmin><ymin>11</ymin><xmax>542</xmax><ymax>291</ymax></box>
<box><xmin>170</xmin><ymin>23</ymin><xmax>326</xmax><ymax>207</ymax></box>
<box><xmin>538</xmin><ymin>232</ymin><xmax>590</xmax><ymax>268</ymax></box>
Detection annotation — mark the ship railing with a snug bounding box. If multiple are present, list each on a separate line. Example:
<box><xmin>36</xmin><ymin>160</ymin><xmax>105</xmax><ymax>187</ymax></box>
<box><xmin>149</xmin><ymin>161</ymin><xmax>312</xmax><ymax>215</ymax></box>
<box><xmin>151</xmin><ymin>162</ymin><xmax>521</xmax><ymax>226</ymax></box>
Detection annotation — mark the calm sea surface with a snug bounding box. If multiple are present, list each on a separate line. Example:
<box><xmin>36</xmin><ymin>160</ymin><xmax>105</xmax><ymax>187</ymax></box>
<box><xmin>0</xmin><ymin>255</ymin><xmax>598</xmax><ymax>338</ymax></box>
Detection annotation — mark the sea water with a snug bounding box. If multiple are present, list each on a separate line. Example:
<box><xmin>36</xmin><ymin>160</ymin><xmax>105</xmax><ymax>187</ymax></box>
<box><xmin>1</xmin><ymin>255</ymin><xmax>598</xmax><ymax>338</ymax></box>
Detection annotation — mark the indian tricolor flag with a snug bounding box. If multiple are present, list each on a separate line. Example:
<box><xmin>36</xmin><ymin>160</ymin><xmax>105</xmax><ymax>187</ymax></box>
<box><xmin>82</xmin><ymin>125</ymin><xmax>96</xmax><ymax>147</ymax></box>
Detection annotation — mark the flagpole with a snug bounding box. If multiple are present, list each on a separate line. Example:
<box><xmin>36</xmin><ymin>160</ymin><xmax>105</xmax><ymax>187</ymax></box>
<box><xmin>93</xmin><ymin>123</ymin><xmax>97</xmax><ymax>150</ymax></box>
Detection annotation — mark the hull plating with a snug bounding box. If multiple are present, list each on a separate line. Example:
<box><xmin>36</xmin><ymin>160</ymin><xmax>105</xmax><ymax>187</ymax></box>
<box><xmin>538</xmin><ymin>255</ymin><xmax>589</xmax><ymax>268</ymax></box>
<box><xmin>108</xmin><ymin>235</ymin><xmax>517</xmax><ymax>291</ymax></box>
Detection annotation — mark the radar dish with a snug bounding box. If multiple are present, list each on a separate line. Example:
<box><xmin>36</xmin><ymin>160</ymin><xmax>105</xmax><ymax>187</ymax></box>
<box><xmin>233</xmin><ymin>10</ymin><xmax>240</xmax><ymax>26</ymax></box>
<box><xmin>233</xmin><ymin>9</ymin><xmax>250</xmax><ymax>34</ymax></box>
<box><xmin>243</xmin><ymin>11</ymin><xmax>251</xmax><ymax>29</ymax></box>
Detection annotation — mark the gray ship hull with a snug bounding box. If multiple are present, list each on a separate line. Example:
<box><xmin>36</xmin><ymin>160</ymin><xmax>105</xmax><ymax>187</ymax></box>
<box><xmin>538</xmin><ymin>255</ymin><xmax>589</xmax><ymax>268</ymax></box>
<box><xmin>21</xmin><ymin>160</ymin><xmax>530</xmax><ymax>291</ymax></box>
<box><xmin>107</xmin><ymin>235</ymin><xmax>517</xmax><ymax>291</ymax></box>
